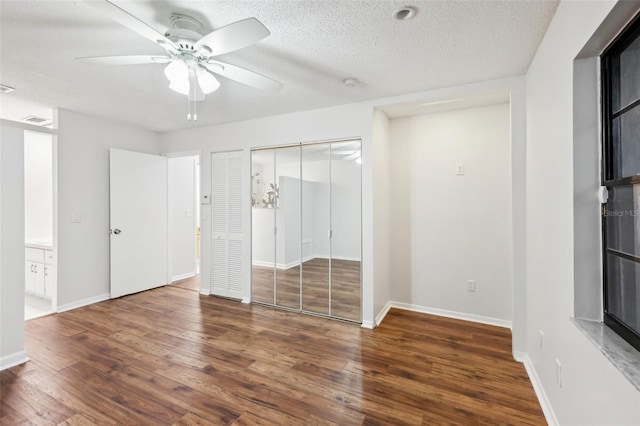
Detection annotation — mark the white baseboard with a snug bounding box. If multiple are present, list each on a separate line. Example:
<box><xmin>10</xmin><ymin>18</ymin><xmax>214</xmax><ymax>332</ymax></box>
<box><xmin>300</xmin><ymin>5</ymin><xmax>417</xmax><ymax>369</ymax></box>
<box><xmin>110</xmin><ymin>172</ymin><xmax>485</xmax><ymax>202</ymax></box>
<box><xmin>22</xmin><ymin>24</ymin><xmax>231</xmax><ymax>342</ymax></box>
<box><xmin>57</xmin><ymin>293</ymin><xmax>110</xmax><ymax>313</ymax></box>
<box><xmin>312</xmin><ymin>255</ymin><xmax>361</xmax><ymax>262</ymax></box>
<box><xmin>199</xmin><ymin>287</ymin><xmax>211</xmax><ymax>296</ymax></box>
<box><xmin>171</xmin><ymin>272</ymin><xmax>196</xmax><ymax>282</ymax></box>
<box><xmin>387</xmin><ymin>301</ymin><xmax>512</xmax><ymax>329</ymax></box>
<box><xmin>0</xmin><ymin>351</ymin><xmax>29</xmax><ymax>371</ymax></box>
<box><xmin>241</xmin><ymin>297</ymin><xmax>250</xmax><ymax>304</ymax></box>
<box><xmin>521</xmin><ymin>354</ymin><xmax>558</xmax><ymax>426</ymax></box>
<box><xmin>375</xmin><ymin>301</ymin><xmax>393</xmax><ymax>326</ymax></box>
<box><xmin>513</xmin><ymin>350</ymin><xmax>526</xmax><ymax>363</ymax></box>
<box><xmin>361</xmin><ymin>320</ymin><xmax>375</xmax><ymax>329</ymax></box>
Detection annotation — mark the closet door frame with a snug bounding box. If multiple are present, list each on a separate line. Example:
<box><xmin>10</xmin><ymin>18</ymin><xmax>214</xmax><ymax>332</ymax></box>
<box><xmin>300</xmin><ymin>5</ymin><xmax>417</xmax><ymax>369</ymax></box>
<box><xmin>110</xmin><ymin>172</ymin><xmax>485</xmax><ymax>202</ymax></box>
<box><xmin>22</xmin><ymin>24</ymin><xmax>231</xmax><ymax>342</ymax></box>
<box><xmin>250</xmin><ymin>138</ymin><xmax>362</xmax><ymax>323</ymax></box>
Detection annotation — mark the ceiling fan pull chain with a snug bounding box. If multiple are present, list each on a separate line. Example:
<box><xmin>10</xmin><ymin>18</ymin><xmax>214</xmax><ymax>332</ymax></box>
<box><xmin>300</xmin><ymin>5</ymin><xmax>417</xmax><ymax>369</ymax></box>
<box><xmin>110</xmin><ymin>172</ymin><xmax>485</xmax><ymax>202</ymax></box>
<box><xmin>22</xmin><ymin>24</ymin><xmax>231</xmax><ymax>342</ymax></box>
<box><xmin>194</xmin><ymin>97</ymin><xmax>198</xmax><ymax>121</ymax></box>
<box><xmin>187</xmin><ymin>94</ymin><xmax>191</xmax><ymax>121</ymax></box>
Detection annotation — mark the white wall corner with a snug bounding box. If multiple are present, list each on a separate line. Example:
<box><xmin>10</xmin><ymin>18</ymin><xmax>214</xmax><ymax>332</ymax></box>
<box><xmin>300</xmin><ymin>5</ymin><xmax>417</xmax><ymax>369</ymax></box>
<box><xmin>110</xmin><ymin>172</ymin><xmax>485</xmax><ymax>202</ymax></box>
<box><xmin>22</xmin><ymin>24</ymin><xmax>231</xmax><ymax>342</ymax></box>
<box><xmin>375</xmin><ymin>300</ymin><xmax>393</xmax><ymax>326</ymax></box>
<box><xmin>56</xmin><ymin>293</ymin><xmax>110</xmax><ymax>313</ymax></box>
<box><xmin>521</xmin><ymin>354</ymin><xmax>559</xmax><ymax>426</ymax></box>
<box><xmin>0</xmin><ymin>351</ymin><xmax>29</xmax><ymax>371</ymax></box>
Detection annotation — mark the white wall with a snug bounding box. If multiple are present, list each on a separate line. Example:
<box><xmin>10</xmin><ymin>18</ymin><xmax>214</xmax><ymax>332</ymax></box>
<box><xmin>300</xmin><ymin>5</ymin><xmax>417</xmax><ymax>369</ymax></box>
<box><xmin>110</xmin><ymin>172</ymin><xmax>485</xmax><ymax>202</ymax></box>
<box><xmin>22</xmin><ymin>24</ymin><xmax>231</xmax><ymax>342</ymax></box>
<box><xmin>57</xmin><ymin>109</ymin><xmax>160</xmax><ymax>308</ymax></box>
<box><xmin>168</xmin><ymin>156</ymin><xmax>197</xmax><ymax>281</ymax></box>
<box><xmin>24</xmin><ymin>131</ymin><xmax>53</xmax><ymax>244</ymax></box>
<box><xmin>160</xmin><ymin>103</ymin><xmax>375</xmax><ymax>324</ymax></box>
<box><xmin>372</xmin><ymin>110</ymin><xmax>390</xmax><ymax>322</ymax></box>
<box><xmin>0</xmin><ymin>123</ymin><xmax>27</xmax><ymax>369</ymax></box>
<box><xmin>526</xmin><ymin>1</ymin><xmax>640</xmax><ymax>424</ymax></box>
<box><xmin>389</xmin><ymin>103</ymin><xmax>513</xmax><ymax>323</ymax></box>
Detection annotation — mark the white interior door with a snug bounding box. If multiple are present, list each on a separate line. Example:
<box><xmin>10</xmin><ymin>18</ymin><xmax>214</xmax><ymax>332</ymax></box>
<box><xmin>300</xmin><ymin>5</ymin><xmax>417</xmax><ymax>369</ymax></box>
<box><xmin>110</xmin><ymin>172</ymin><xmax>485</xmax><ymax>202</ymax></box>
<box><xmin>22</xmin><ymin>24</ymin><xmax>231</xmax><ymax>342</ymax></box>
<box><xmin>110</xmin><ymin>148</ymin><xmax>168</xmax><ymax>298</ymax></box>
<box><xmin>211</xmin><ymin>151</ymin><xmax>244</xmax><ymax>299</ymax></box>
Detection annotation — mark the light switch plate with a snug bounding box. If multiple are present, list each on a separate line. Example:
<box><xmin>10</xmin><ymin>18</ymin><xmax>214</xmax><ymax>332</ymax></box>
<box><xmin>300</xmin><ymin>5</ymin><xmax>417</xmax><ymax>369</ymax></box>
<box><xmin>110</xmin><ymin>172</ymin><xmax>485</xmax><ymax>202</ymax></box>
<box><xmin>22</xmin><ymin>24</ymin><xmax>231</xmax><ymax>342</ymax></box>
<box><xmin>201</xmin><ymin>194</ymin><xmax>211</xmax><ymax>204</ymax></box>
<box><xmin>71</xmin><ymin>212</ymin><xmax>81</xmax><ymax>223</ymax></box>
<box><xmin>456</xmin><ymin>163</ymin><xmax>465</xmax><ymax>176</ymax></box>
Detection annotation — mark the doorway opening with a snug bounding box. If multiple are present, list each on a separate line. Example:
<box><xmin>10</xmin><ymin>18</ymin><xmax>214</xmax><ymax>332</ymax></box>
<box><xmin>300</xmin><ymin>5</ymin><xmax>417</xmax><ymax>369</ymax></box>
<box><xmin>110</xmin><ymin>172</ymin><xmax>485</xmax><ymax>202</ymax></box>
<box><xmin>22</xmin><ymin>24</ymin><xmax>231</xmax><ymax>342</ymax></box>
<box><xmin>168</xmin><ymin>153</ymin><xmax>201</xmax><ymax>292</ymax></box>
<box><xmin>24</xmin><ymin>130</ymin><xmax>57</xmax><ymax>320</ymax></box>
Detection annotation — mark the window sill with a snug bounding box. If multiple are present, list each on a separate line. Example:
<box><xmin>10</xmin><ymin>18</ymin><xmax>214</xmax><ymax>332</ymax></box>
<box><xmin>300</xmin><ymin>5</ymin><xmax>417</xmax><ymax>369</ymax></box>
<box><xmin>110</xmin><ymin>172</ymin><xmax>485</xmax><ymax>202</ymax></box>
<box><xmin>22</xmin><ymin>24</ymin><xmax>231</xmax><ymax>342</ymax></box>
<box><xmin>572</xmin><ymin>317</ymin><xmax>640</xmax><ymax>392</ymax></box>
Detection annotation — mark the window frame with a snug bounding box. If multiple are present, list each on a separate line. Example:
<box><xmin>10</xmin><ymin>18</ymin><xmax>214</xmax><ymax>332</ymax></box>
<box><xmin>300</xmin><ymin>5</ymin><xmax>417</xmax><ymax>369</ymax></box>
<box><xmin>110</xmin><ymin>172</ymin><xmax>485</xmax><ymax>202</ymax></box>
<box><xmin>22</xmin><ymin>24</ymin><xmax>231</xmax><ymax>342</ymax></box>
<box><xmin>601</xmin><ymin>13</ymin><xmax>640</xmax><ymax>352</ymax></box>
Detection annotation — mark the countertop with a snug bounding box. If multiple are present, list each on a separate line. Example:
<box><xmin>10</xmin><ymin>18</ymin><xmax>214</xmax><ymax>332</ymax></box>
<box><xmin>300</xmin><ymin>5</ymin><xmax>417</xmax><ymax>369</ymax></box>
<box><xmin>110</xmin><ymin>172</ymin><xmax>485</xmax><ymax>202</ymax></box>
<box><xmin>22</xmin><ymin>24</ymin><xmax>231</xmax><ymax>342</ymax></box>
<box><xmin>25</xmin><ymin>241</ymin><xmax>53</xmax><ymax>250</ymax></box>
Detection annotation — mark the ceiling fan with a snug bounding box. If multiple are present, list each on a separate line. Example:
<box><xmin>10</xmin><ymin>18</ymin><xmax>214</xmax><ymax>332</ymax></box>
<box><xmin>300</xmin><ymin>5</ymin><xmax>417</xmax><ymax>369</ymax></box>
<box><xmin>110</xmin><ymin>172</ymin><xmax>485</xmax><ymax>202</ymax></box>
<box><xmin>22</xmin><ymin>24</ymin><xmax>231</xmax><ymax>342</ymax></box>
<box><xmin>78</xmin><ymin>0</ymin><xmax>282</xmax><ymax>120</ymax></box>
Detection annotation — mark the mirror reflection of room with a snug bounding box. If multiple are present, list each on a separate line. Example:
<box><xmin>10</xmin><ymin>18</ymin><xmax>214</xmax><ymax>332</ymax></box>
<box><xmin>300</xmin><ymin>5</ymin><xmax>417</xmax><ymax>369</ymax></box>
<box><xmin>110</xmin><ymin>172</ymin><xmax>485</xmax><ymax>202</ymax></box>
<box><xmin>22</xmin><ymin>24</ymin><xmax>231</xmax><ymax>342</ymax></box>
<box><xmin>251</xmin><ymin>140</ymin><xmax>361</xmax><ymax>322</ymax></box>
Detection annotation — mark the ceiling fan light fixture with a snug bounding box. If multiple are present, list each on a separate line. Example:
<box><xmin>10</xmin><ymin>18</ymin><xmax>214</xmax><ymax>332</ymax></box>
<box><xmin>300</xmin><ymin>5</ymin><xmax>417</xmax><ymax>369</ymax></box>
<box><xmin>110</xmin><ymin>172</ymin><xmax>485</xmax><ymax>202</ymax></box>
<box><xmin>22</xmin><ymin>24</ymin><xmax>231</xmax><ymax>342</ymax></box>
<box><xmin>197</xmin><ymin>67</ymin><xmax>220</xmax><ymax>94</ymax></box>
<box><xmin>165</xmin><ymin>60</ymin><xmax>190</xmax><ymax>95</ymax></box>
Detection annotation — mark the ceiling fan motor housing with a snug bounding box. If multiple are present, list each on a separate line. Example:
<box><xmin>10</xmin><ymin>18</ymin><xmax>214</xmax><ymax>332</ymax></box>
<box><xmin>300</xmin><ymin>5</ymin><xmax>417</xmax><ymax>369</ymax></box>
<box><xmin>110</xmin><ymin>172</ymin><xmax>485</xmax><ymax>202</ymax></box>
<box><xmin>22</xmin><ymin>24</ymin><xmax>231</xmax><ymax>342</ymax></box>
<box><xmin>165</xmin><ymin>14</ymin><xmax>204</xmax><ymax>53</ymax></box>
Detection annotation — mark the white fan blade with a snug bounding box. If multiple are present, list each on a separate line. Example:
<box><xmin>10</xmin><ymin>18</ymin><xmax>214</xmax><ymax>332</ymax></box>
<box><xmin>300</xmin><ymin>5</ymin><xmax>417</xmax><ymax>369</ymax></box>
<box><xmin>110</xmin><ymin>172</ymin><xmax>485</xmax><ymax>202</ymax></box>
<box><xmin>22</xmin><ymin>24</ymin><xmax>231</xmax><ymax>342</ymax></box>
<box><xmin>77</xmin><ymin>55</ymin><xmax>171</xmax><ymax>65</ymax></box>
<box><xmin>203</xmin><ymin>61</ymin><xmax>282</xmax><ymax>92</ymax></box>
<box><xmin>85</xmin><ymin>0</ymin><xmax>176</xmax><ymax>51</ymax></box>
<box><xmin>195</xmin><ymin>18</ymin><xmax>270</xmax><ymax>56</ymax></box>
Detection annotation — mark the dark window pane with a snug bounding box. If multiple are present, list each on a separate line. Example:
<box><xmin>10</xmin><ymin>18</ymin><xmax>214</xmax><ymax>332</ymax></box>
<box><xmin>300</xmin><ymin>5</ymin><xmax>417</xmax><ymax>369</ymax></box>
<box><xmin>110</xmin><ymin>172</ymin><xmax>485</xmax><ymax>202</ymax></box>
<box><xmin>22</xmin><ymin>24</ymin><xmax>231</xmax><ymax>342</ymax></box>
<box><xmin>619</xmin><ymin>35</ymin><xmax>640</xmax><ymax>112</ymax></box>
<box><xmin>611</xmin><ymin>106</ymin><xmax>640</xmax><ymax>179</ymax></box>
<box><xmin>606</xmin><ymin>254</ymin><xmax>640</xmax><ymax>334</ymax></box>
<box><xmin>605</xmin><ymin>185</ymin><xmax>640</xmax><ymax>256</ymax></box>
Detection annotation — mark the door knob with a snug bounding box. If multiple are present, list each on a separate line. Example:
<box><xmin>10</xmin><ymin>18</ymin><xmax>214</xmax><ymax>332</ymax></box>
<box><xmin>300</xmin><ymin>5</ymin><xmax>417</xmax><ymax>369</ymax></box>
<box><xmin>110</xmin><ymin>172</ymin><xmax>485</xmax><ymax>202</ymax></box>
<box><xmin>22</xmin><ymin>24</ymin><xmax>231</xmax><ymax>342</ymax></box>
<box><xmin>113</xmin><ymin>228</ymin><xmax>122</xmax><ymax>235</ymax></box>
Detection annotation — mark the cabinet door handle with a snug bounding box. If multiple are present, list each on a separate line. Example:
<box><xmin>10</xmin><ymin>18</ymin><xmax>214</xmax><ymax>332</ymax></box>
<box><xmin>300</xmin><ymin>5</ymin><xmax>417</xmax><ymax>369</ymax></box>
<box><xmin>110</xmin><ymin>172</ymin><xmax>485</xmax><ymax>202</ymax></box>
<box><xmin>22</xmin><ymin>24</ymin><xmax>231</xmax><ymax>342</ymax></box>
<box><xmin>44</xmin><ymin>266</ymin><xmax>48</xmax><ymax>277</ymax></box>
<box><xmin>30</xmin><ymin>264</ymin><xmax>34</xmax><ymax>273</ymax></box>
<box><xmin>33</xmin><ymin>264</ymin><xmax>37</xmax><ymax>273</ymax></box>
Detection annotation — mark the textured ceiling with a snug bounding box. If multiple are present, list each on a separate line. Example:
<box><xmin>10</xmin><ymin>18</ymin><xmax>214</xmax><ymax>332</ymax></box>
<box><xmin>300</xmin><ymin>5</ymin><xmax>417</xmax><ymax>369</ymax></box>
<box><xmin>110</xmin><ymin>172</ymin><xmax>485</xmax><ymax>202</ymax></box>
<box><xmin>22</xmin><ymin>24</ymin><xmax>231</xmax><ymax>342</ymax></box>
<box><xmin>0</xmin><ymin>0</ymin><xmax>559</xmax><ymax>132</ymax></box>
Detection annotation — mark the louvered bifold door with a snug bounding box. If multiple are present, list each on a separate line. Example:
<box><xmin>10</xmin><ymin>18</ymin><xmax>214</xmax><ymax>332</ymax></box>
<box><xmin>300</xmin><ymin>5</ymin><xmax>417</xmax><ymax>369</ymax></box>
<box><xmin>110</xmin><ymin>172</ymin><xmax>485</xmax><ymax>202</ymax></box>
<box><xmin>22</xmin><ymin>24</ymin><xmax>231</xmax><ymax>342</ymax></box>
<box><xmin>211</xmin><ymin>151</ymin><xmax>244</xmax><ymax>299</ymax></box>
<box><xmin>227</xmin><ymin>155</ymin><xmax>244</xmax><ymax>299</ymax></box>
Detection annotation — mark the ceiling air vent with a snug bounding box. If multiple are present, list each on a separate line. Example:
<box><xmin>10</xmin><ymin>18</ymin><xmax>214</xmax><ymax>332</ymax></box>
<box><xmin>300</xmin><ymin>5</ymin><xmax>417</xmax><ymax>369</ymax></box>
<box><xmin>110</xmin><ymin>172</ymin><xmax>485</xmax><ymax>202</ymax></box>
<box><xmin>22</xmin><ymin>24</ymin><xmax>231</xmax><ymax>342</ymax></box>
<box><xmin>0</xmin><ymin>84</ymin><xmax>15</xmax><ymax>93</ymax></box>
<box><xmin>21</xmin><ymin>115</ymin><xmax>52</xmax><ymax>126</ymax></box>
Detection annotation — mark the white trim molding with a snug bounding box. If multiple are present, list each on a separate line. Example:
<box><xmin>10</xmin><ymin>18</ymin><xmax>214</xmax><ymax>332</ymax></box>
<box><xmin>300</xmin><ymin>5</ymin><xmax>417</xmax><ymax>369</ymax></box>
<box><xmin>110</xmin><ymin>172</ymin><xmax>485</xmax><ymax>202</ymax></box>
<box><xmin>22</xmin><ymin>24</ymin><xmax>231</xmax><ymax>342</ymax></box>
<box><xmin>521</xmin><ymin>354</ymin><xmax>559</xmax><ymax>426</ymax></box>
<box><xmin>375</xmin><ymin>301</ymin><xmax>393</xmax><ymax>326</ymax></box>
<box><xmin>361</xmin><ymin>320</ymin><xmax>375</xmax><ymax>329</ymax></box>
<box><xmin>241</xmin><ymin>297</ymin><xmax>251</xmax><ymax>304</ymax></box>
<box><xmin>57</xmin><ymin>293</ymin><xmax>110</xmax><ymax>313</ymax></box>
<box><xmin>0</xmin><ymin>351</ymin><xmax>29</xmax><ymax>371</ymax></box>
<box><xmin>199</xmin><ymin>288</ymin><xmax>211</xmax><ymax>296</ymax></box>
<box><xmin>379</xmin><ymin>301</ymin><xmax>512</xmax><ymax>329</ymax></box>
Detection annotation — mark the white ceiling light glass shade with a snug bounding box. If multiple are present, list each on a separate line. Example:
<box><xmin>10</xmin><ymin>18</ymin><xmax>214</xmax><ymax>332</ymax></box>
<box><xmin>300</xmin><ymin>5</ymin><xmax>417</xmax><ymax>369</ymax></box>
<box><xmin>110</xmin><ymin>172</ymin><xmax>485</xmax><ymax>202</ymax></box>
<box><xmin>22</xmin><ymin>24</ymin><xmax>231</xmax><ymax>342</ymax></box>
<box><xmin>164</xmin><ymin>60</ymin><xmax>190</xmax><ymax>95</ymax></box>
<box><xmin>197</xmin><ymin>66</ymin><xmax>220</xmax><ymax>94</ymax></box>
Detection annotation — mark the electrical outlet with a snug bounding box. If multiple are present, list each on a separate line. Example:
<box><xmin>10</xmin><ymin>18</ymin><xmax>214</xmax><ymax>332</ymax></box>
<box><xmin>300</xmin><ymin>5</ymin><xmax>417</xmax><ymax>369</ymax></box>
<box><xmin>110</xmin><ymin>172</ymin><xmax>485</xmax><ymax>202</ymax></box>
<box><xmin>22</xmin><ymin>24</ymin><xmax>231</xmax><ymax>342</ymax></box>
<box><xmin>467</xmin><ymin>280</ymin><xmax>476</xmax><ymax>292</ymax></box>
<box><xmin>555</xmin><ymin>358</ymin><xmax>562</xmax><ymax>388</ymax></box>
<box><xmin>539</xmin><ymin>329</ymin><xmax>544</xmax><ymax>352</ymax></box>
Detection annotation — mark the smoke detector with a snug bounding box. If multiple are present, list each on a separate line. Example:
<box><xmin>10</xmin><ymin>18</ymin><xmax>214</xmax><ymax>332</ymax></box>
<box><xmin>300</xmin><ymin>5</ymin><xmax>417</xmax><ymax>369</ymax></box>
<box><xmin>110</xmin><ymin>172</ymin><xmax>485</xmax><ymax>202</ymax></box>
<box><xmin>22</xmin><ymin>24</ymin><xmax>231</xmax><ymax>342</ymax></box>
<box><xmin>343</xmin><ymin>78</ymin><xmax>360</xmax><ymax>87</ymax></box>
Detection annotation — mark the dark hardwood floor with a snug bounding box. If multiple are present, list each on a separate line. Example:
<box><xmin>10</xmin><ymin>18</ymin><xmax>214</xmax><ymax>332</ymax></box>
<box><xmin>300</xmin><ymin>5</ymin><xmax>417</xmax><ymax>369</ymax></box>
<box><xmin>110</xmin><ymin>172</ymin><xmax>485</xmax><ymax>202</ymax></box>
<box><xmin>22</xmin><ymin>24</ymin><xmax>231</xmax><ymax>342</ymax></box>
<box><xmin>0</xmin><ymin>286</ymin><xmax>545</xmax><ymax>425</ymax></box>
<box><xmin>252</xmin><ymin>258</ymin><xmax>361</xmax><ymax>321</ymax></box>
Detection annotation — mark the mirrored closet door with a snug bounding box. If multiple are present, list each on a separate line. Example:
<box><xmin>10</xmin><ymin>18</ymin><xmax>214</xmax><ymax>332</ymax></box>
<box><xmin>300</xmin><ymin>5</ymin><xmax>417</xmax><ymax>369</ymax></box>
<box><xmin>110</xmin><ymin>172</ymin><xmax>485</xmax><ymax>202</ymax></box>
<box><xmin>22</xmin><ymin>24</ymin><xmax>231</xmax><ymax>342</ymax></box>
<box><xmin>251</xmin><ymin>139</ymin><xmax>361</xmax><ymax>322</ymax></box>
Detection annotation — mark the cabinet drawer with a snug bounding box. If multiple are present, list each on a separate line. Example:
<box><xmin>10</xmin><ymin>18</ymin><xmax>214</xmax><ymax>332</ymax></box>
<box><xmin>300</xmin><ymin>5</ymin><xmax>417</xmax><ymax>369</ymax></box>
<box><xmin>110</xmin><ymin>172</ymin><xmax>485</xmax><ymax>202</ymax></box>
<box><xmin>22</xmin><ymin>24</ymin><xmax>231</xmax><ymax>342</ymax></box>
<box><xmin>44</xmin><ymin>250</ymin><xmax>56</xmax><ymax>265</ymax></box>
<box><xmin>25</xmin><ymin>247</ymin><xmax>44</xmax><ymax>263</ymax></box>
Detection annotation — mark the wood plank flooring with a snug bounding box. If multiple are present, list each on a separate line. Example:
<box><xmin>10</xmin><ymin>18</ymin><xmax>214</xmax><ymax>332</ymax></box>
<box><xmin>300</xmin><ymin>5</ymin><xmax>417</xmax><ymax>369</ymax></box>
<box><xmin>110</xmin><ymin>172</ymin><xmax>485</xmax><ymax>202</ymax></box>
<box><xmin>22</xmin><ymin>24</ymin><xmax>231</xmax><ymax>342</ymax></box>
<box><xmin>1</xmin><ymin>285</ymin><xmax>545</xmax><ymax>425</ymax></box>
<box><xmin>252</xmin><ymin>258</ymin><xmax>361</xmax><ymax>321</ymax></box>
